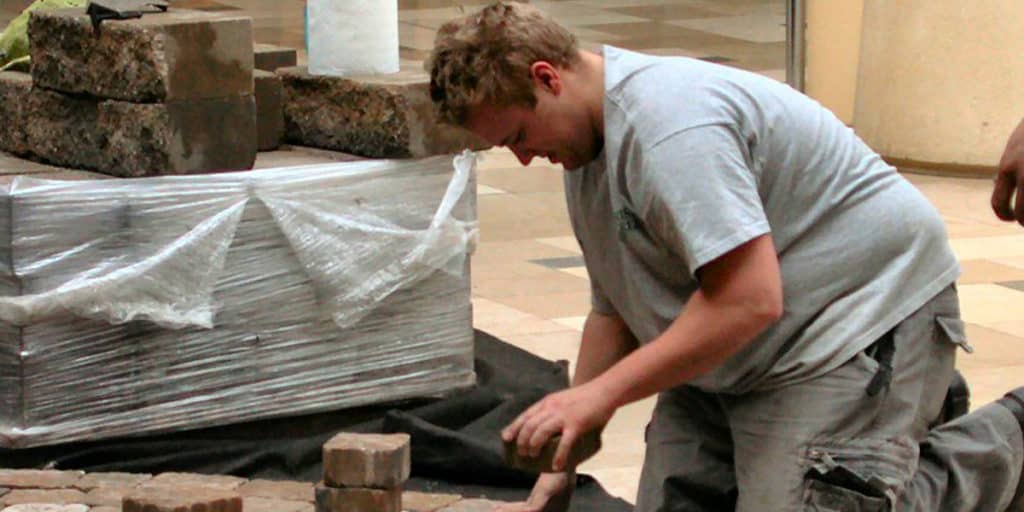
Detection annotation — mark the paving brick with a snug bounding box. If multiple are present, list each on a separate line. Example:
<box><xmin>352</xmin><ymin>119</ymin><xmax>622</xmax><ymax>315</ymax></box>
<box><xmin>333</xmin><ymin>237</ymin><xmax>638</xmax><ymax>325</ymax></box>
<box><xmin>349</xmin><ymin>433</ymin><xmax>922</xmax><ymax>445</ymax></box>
<box><xmin>73</xmin><ymin>472</ymin><xmax>151</xmax><ymax>491</ymax></box>
<box><xmin>314</xmin><ymin>484</ymin><xmax>401</xmax><ymax>512</ymax></box>
<box><xmin>0</xmin><ymin>71</ymin><xmax>31</xmax><ymax>156</ymax></box>
<box><xmin>0</xmin><ymin>489</ymin><xmax>6</xmax><ymax>498</ymax></box>
<box><xmin>238</xmin><ymin>479</ymin><xmax>313</xmax><ymax>502</ymax></box>
<box><xmin>29</xmin><ymin>8</ymin><xmax>253</xmax><ymax>102</ymax></box>
<box><xmin>244</xmin><ymin>497</ymin><xmax>313</xmax><ymax>512</ymax></box>
<box><xmin>0</xmin><ymin>470</ymin><xmax>84</xmax><ymax>490</ymax></box>
<box><xmin>1</xmin><ymin>489</ymin><xmax>87</xmax><ymax>506</ymax></box>
<box><xmin>279</xmin><ymin>65</ymin><xmax>490</xmax><ymax>158</ymax></box>
<box><xmin>254</xmin><ymin>44</ymin><xmax>297</xmax><ymax>72</ymax></box>
<box><xmin>255</xmin><ymin>70</ymin><xmax>285</xmax><ymax>151</ymax></box>
<box><xmin>323</xmin><ymin>433</ymin><xmax>410</xmax><ymax>489</ymax></box>
<box><xmin>87</xmin><ymin>507</ymin><xmax>118</xmax><ymax>512</ymax></box>
<box><xmin>503</xmin><ymin>430</ymin><xmax>602</xmax><ymax>473</ymax></box>
<box><xmin>437</xmin><ymin>499</ymin><xmax>509</xmax><ymax>512</ymax></box>
<box><xmin>402</xmin><ymin>491</ymin><xmax>462</xmax><ymax>512</ymax></box>
<box><xmin>82</xmin><ymin>486</ymin><xmax>134</xmax><ymax>507</ymax></box>
<box><xmin>13</xmin><ymin>88</ymin><xmax>256</xmax><ymax>177</ymax></box>
<box><xmin>145</xmin><ymin>472</ymin><xmax>247</xmax><ymax>491</ymax></box>
<box><xmin>0</xmin><ymin>505</ymin><xmax>89</xmax><ymax>512</ymax></box>
<box><xmin>122</xmin><ymin>486</ymin><xmax>242</xmax><ymax>512</ymax></box>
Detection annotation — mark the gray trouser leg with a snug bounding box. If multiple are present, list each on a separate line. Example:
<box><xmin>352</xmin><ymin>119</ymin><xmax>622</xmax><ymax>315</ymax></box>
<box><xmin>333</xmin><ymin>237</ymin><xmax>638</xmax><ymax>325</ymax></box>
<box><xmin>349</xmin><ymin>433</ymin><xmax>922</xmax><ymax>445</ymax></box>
<box><xmin>635</xmin><ymin>386</ymin><xmax>736</xmax><ymax>512</ymax></box>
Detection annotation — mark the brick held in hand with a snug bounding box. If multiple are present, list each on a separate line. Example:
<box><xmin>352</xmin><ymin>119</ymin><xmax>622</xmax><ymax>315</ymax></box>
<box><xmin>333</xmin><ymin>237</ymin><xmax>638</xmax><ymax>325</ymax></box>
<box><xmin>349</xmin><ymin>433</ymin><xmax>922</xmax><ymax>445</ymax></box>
<box><xmin>322</xmin><ymin>433</ymin><xmax>411</xmax><ymax>489</ymax></box>
<box><xmin>503</xmin><ymin>430</ymin><xmax>602</xmax><ymax>473</ymax></box>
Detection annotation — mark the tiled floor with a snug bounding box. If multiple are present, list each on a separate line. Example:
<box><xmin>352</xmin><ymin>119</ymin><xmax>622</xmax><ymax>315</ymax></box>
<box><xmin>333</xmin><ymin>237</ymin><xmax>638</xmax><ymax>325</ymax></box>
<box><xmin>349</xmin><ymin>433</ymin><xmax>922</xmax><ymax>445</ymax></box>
<box><xmin>9</xmin><ymin>0</ymin><xmax>1022</xmax><ymax>508</ymax></box>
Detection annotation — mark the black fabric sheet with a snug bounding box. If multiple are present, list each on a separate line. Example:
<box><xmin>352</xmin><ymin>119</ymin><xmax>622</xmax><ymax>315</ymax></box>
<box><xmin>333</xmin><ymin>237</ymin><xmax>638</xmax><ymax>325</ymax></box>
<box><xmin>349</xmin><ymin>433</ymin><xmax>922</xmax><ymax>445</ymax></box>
<box><xmin>0</xmin><ymin>330</ymin><xmax>634</xmax><ymax>511</ymax></box>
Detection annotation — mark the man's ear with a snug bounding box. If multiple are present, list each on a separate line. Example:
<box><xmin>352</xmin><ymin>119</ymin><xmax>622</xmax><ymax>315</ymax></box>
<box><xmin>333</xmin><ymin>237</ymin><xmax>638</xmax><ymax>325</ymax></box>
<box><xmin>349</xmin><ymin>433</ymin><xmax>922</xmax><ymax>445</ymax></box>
<box><xmin>529</xmin><ymin>61</ymin><xmax>562</xmax><ymax>96</ymax></box>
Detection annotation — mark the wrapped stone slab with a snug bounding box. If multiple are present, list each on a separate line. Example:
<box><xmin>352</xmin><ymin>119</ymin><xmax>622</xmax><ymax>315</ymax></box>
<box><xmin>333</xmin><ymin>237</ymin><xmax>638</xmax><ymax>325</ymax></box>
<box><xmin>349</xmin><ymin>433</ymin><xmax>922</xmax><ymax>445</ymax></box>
<box><xmin>0</xmin><ymin>152</ymin><xmax>479</xmax><ymax>448</ymax></box>
<box><xmin>29</xmin><ymin>8</ymin><xmax>253</xmax><ymax>102</ymax></box>
<box><xmin>279</xmin><ymin>66</ymin><xmax>490</xmax><ymax>159</ymax></box>
<box><xmin>0</xmin><ymin>71</ymin><xmax>257</xmax><ymax>177</ymax></box>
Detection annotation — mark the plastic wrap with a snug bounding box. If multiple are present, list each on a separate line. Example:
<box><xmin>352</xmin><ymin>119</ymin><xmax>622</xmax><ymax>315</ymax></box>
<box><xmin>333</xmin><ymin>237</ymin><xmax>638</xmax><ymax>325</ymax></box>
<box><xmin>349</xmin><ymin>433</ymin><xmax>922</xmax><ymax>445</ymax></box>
<box><xmin>0</xmin><ymin>151</ymin><xmax>479</xmax><ymax>448</ymax></box>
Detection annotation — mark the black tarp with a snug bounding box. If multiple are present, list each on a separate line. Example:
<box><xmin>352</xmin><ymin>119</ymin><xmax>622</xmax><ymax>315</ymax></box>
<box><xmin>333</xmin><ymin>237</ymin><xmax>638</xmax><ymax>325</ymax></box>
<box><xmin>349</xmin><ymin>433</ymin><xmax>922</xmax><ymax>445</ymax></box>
<box><xmin>0</xmin><ymin>330</ymin><xmax>634</xmax><ymax>511</ymax></box>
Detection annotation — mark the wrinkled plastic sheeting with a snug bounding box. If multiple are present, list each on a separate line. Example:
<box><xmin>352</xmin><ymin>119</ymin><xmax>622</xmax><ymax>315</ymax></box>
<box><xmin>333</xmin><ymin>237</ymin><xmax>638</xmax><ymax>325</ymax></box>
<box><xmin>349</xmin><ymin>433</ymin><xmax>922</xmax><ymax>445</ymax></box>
<box><xmin>0</xmin><ymin>151</ymin><xmax>478</xmax><ymax>329</ymax></box>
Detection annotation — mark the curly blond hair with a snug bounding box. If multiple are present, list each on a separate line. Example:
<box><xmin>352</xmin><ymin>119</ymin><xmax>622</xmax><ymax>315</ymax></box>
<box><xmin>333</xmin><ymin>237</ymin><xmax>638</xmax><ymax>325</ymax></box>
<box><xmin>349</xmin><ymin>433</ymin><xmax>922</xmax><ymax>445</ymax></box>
<box><xmin>427</xmin><ymin>2</ymin><xmax>581</xmax><ymax>126</ymax></box>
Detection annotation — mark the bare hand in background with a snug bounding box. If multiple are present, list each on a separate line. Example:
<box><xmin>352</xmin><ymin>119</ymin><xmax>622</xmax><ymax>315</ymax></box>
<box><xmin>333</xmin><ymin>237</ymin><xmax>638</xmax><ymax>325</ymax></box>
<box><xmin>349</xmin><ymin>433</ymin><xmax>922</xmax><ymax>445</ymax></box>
<box><xmin>993</xmin><ymin>118</ymin><xmax>1024</xmax><ymax>225</ymax></box>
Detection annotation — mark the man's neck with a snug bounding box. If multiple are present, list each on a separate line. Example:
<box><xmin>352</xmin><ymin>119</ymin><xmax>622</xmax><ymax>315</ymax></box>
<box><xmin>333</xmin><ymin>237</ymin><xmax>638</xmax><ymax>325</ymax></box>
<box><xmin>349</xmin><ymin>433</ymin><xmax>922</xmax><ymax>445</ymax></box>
<box><xmin>576</xmin><ymin>50</ymin><xmax>605</xmax><ymax>138</ymax></box>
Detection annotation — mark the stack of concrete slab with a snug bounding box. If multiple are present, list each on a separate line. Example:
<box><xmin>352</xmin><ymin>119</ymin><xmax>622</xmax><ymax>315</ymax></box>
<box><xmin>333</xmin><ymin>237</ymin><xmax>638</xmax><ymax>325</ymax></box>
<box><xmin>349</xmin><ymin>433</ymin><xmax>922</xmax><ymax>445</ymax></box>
<box><xmin>0</xmin><ymin>152</ymin><xmax>479</xmax><ymax>448</ymax></box>
<box><xmin>0</xmin><ymin>8</ymin><xmax>258</xmax><ymax>177</ymax></box>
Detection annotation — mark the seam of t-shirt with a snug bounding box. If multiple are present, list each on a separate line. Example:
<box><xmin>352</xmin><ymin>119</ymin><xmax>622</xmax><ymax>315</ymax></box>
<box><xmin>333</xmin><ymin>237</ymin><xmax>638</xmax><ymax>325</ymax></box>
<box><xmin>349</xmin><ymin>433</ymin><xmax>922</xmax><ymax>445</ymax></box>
<box><xmin>688</xmin><ymin>220</ymin><xmax>771</xmax><ymax>275</ymax></box>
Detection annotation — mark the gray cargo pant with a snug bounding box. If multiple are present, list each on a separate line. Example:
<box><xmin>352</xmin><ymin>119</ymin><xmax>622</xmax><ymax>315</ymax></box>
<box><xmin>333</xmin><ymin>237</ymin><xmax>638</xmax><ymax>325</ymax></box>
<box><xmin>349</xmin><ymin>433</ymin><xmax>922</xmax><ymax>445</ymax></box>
<box><xmin>635</xmin><ymin>286</ymin><xmax>1024</xmax><ymax>511</ymax></box>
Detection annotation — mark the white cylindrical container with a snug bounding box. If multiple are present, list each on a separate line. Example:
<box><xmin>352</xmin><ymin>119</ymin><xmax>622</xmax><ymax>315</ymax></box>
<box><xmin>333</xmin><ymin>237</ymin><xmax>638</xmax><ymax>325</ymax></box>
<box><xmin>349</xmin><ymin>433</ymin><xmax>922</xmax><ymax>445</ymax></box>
<box><xmin>307</xmin><ymin>0</ymin><xmax>400</xmax><ymax>76</ymax></box>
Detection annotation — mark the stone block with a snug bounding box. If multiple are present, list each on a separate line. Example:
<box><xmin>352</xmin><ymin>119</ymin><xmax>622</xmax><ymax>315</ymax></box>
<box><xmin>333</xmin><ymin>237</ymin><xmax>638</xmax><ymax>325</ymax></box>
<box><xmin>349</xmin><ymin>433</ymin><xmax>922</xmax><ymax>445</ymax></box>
<box><xmin>402</xmin><ymin>491</ymin><xmax>462</xmax><ymax>512</ymax></box>
<box><xmin>255</xmin><ymin>43</ymin><xmax>297</xmax><ymax>72</ymax></box>
<box><xmin>238</xmin><ymin>479</ymin><xmax>313</xmax><ymax>502</ymax></box>
<box><xmin>13</xmin><ymin>88</ymin><xmax>256</xmax><ymax>177</ymax></box>
<box><xmin>279</xmin><ymin>66</ymin><xmax>490</xmax><ymax>158</ymax></box>
<box><xmin>0</xmin><ymin>470</ymin><xmax>84</xmax><ymax>490</ymax></box>
<box><xmin>0</xmin><ymin>505</ymin><xmax>88</xmax><ymax>512</ymax></box>
<box><xmin>73</xmin><ymin>472</ymin><xmax>151</xmax><ymax>491</ymax></box>
<box><xmin>503</xmin><ymin>430</ymin><xmax>602</xmax><ymax>473</ymax></box>
<box><xmin>0</xmin><ymin>72</ymin><xmax>31</xmax><ymax>156</ymax></box>
<box><xmin>122</xmin><ymin>486</ymin><xmax>242</xmax><ymax>512</ymax></box>
<box><xmin>314</xmin><ymin>484</ymin><xmax>400</xmax><ymax>512</ymax></box>
<box><xmin>438</xmin><ymin>499</ymin><xmax>510</xmax><ymax>511</ymax></box>
<box><xmin>244</xmin><ymin>497</ymin><xmax>313</xmax><ymax>512</ymax></box>
<box><xmin>145</xmin><ymin>472</ymin><xmax>247</xmax><ymax>491</ymax></box>
<box><xmin>1</xmin><ymin>489</ymin><xmax>86</xmax><ymax>506</ymax></box>
<box><xmin>29</xmin><ymin>8</ymin><xmax>253</xmax><ymax>102</ymax></box>
<box><xmin>322</xmin><ymin>433</ymin><xmax>410</xmax><ymax>489</ymax></box>
<box><xmin>255</xmin><ymin>70</ymin><xmax>285</xmax><ymax>151</ymax></box>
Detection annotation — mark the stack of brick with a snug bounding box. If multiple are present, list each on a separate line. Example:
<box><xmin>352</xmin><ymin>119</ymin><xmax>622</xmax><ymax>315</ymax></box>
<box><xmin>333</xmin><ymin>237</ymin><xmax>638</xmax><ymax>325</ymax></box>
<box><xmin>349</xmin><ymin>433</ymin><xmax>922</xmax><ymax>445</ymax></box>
<box><xmin>317</xmin><ymin>433</ymin><xmax>410</xmax><ymax>512</ymax></box>
<box><xmin>252</xmin><ymin>44</ymin><xmax>297</xmax><ymax>152</ymax></box>
<box><xmin>0</xmin><ymin>8</ymin><xmax>258</xmax><ymax>177</ymax></box>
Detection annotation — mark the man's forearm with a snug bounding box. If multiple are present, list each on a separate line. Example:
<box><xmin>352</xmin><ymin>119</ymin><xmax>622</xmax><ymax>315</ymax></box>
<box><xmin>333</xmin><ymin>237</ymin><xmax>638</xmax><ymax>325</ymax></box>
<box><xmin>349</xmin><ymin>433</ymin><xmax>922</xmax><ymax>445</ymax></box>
<box><xmin>572</xmin><ymin>310</ymin><xmax>637</xmax><ymax>387</ymax></box>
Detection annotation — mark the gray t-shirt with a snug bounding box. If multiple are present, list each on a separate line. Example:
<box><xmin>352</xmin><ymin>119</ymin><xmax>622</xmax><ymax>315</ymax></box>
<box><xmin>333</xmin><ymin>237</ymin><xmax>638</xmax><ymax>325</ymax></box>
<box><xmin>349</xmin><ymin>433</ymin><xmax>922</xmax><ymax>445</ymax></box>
<box><xmin>565</xmin><ymin>46</ymin><xmax>960</xmax><ymax>393</ymax></box>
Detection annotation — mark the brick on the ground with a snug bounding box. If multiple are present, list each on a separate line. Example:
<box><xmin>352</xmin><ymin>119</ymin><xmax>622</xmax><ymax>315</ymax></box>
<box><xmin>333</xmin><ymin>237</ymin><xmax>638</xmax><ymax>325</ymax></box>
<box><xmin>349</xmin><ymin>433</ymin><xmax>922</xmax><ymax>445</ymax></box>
<box><xmin>1</xmin><ymin>489</ymin><xmax>87</xmax><ymax>506</ymax></box>
<box><xmin>29</xmin><ymin>8</ymin><xmax>253</xmax><ymax>102</ymax></box>
<box><xmin>0</xmin><ymin>71</ymin><xmax>31</xmax><ymax>156</ymax></box>
<box><xmin>255</xmin><ymin>70</ymin><xmax>285</xmax><ymax>151</ymax></box>
<box><xmin>438</xmin><ymin>499</ymin><xmax>510</xmax><ymax>511</ymax></box>
<box><xmin>238</xmin><ymin>479</ymin><xmax>313</xmax><ymax>502</ymax></box>
<box><xmin>87</xmin><ymin>507</ymin><xmax>118</xmax><ymax>512</ymax></box>
<box><xmin>503</xmin><ymin>430</ymin><xmax>602</xmax><ymax>473</ymax></box>
<box><xmin>255</xmin><ymin>43</ymin><xmax>297</xmax><ymax>72</ymax></box>
<box><xmin>314</xmin><ymin>484</ymin><xmax>401</xmax><ymax>512</ymax></box>
<box><xmin>145</xmin><ymin>472</ymin><xmax>247</xmax><ymax>491</ymax></box>
<box><xmin>73</xmin><ymin>472</ymin><xmax>151</xmax><ymax>491</ymax></box>
<box><xmin>82</xmin><ymin>486</ymin><xmax>134</xmax><ymax>507</ymax></box>
<box><xmin>1</xmin><ymin>75</ymin><xmax>256</xmax><ymax>177</ymax></box>
<box><xmin>122</xmin><ymin>486</ymin><xmax>242</xmax><ymax>512</ymax></box>
<box><xmin>402</xmin><ymin>491</ymin><xmax>462</xmax><ymax>512</ymax></box>
<box><xmin>0</xmin><ymin>505</ymin><xmax>89</xmax><ymax>512</ymax></box>
<box><xmin>323</xmin><ymin>433</ymin><xmax>410</xmax><ymax>489</ymax></box>
<box><xmin>0</xmin><ymin>470</ymin><xmax>84</xmax><ymax>490</ymax></box>
<box><xmin>279</xmin><ymin>65</ymin><xmax>490</xmax><ymax>159</ymax></box>
<box><xmin>244</xmin><ymin>497</ymin><xmax>313</xmax><ymax>512</ymax></box>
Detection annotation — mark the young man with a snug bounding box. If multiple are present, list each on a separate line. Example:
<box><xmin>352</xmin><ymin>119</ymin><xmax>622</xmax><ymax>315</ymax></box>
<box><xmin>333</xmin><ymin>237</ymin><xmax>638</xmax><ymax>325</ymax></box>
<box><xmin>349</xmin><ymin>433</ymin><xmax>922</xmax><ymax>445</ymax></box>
<box><xmin>994</xmin><ymin>118</ymin><xmax>1024</xmax><ymax>225</ymax></box>
<box><xmin>428</xmin><ymin>3</ymin><xmax>1024</xmax><ymax>510</ymax></box>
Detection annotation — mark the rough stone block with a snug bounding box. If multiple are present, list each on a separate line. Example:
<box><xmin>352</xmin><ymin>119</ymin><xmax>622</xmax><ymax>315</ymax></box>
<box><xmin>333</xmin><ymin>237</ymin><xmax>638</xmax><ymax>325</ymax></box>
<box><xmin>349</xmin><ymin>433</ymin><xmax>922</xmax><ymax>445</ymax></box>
<box><xmin>122</xmin><ymin>486</ymin><xmax>242</xmax><ymax>512</ymax></box>
<box><xmin>244</xmin><ymin>497</ymin><xmax>313</xmax><ymax>512</ymax></box>
<box><xmin>238</xmin><ymin>479</ymin><xmax>313</xmax><ymax>502</ymax></box>
<box><xmin>323</xmin><ymin>433</ymin><xmax>410</xmax><ymax>489</ymax></box>
<box><xmin>438</xmin><ymin>499</ymin><xmax>509</xmax><ymax>511</ymax></box>
<box><xmin>503</xmin><ymin>430</ymin><xmax>602</xmax><ymax>473</ymax></box>
<box><xmin>0</xmin><ymin>470</ymin><xmax>84</xmax><ymax>490</ymax></box>
<box><xmin>279</xmin><ymin>66</ymin><xmax>490</xmax><ymax>158</ymax></box>
<box><xmin>0</xmin><ymin>505</ymin><xmax>89</xmax><ymax>512</ymax></box>
<box><xmin>402</xmin><ymin>491</ymin><xmax>462</xmax><ymax>512</ymax></box>
<box><xmin>73</xmin><ymin>472</ymin><xmax>151</xmax><ymax>491</ymax></box>
<box><xmin>29</xmin><ymin>8</ymin><xmax>253</xmax><ymax>102</ymax></box>
<box><xmin>13</xmin><ymin>88</ymin><xmax>256</xmax><ymax>177</ymax></box>
<box><xmin>254</xmin><ymin>43</ymin><xmax>297</xmax><ymax>72</ymax></box>
<box><xmin>314</xmin><ymin>484</ymin><xmax>400</xmax><ymax>512</ymax></box>
<box><xmin>0</xmin><ymin>72</ymin><xmax>31</xmax><ymax>156</ymax></box>
<box><xmin>255</xmin><ymin>70</ymin><xmax>284</xmax><ymax>151</ymax></box>
<box><xmin>145</xmin><ymin>472</ymin><xmax>247</xmax><ymax>491</ymax></box>
<box><xmin>1</xmin><ymin>489</ymin><xmax>87</xmax><ymax>506</ymax></box>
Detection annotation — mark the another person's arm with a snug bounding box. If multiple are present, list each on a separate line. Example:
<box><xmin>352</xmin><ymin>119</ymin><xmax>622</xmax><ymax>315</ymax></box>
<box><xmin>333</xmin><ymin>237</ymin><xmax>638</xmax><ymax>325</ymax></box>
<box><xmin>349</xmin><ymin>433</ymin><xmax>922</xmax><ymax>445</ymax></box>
<box><xmin>992</xmin><ymin>117</ymin><xmax>1024</xmax><ymax>225</ymax></box>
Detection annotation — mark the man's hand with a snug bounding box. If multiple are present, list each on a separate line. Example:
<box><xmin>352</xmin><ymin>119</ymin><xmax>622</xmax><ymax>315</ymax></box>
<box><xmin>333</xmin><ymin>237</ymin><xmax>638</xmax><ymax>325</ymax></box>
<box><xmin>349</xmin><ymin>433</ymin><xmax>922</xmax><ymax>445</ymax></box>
<box><xmin>993</xmin><ymin>117</ymin><xmax>1024</xmax><ymax>225</ymax></box>
<box><xmin>495</xmin><ymin>472</ymin><xmax>573</xmax><ymax>512</ymax></box>
<box><xmin>502</xmin><ymin>382</ymin><xmax>615</xmax><ymax>472</ymax></box>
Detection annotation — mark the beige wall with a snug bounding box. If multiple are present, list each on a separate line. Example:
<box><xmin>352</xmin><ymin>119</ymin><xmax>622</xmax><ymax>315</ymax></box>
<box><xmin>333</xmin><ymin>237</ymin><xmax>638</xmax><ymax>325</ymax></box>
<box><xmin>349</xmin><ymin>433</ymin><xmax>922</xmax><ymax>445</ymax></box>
<box><xmin>805</xmin><ymin>0</ymin><xmax>864</xmax><ymax>125</ymax></box>
<box><xmin>853</xmin><ymin>1</ymin><xmax>1024</xmax><ymax>170</ymax></box>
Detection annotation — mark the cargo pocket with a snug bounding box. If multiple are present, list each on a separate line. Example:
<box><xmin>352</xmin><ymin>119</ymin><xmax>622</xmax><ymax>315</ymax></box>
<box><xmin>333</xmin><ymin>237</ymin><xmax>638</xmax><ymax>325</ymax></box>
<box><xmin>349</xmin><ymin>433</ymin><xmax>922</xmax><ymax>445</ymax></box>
<box><xmin>801</xmin><ymin>443</ymin><xmax>910</xmax><ymax>512</ymax></box>
<box><xmin>935</xmin><ymin>315</ymin><xmax>973</xmax><ymax>353</ymax></box>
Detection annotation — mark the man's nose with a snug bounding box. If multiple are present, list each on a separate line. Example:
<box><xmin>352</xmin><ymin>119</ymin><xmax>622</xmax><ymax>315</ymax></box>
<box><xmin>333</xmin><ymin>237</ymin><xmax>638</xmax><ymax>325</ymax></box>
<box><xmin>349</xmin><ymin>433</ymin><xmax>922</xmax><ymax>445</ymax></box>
<box><xmin>511</xmin><ymin>146</ymin><xmax>534</xmax><ymax>166</ymax></box>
